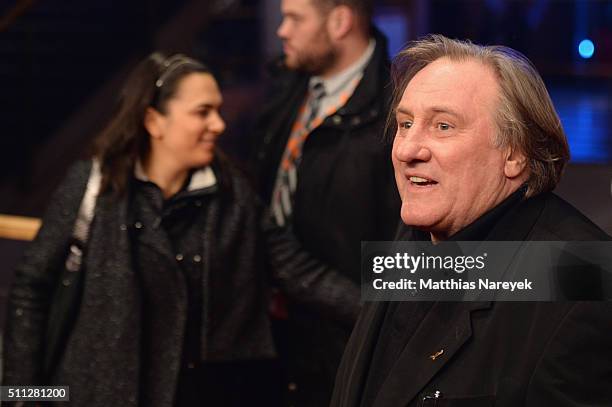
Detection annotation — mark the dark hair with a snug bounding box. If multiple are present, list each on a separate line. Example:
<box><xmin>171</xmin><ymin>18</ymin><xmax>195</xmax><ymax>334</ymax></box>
<box><xmin>311</xmin><ymin>0</ymin><xmax>373</xmax><ymax>25</ymax></box>
<box><xmin>92</xmin><ymin>52</ymin><xmax>211</xmax><ymax>195</ymax></box>
<box><xmin>387</xmin><ymin>35</ymin><xmax>570</xmax><ymax>197</ymax></box>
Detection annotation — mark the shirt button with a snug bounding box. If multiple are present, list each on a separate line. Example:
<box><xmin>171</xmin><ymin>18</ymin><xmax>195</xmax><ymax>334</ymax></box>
<box><xmin>176</xmin><ymin>253</ymin><xmax>184</xmax><ymax>261</ymax></box>
<box><xmin>332</xmin><ymin>115</ymin><xmax>342</xmax><ymax>125</ymax></box>
<box><xmin>193</xmin><ymin>255</ymin><xmax>202</xmax><ymax>263</ymax></box>
<box><xmin>134</xmin><ymin>221</ymin><xmax>143</xmax><ymax>229</ymax></box>
<box><xmin>119</xmin><ymin>224</ymin><xmax>127</xmax><ymax>231</ymax></box>
<box><xmin>15</xmin><ymin>308</ymin><xmax>23</xmax><ymax>317</ymax></box>
<box><xmin>288</xmin><ymin>382</ymin><xmax>298</xmax><ymax>391</ymax></box>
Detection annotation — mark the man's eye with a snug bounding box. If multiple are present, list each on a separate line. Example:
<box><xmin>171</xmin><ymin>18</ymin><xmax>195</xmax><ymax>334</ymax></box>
<box><xmin>400</xmin><ymin>121</ymin><xmax>413</xmax><ymax>129</ymax></box>
<box><xmin>437</xmin><ymin>122</ymin><xmax>451</xmax><ymax>131</ymax></box>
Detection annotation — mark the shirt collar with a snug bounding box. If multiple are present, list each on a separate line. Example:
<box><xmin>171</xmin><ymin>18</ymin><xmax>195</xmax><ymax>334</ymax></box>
<box><xmin>449</xmin><ymin>184</ymin><xmax>527</xmax><ymax>241</ymax></box>
<box><xmin>309</xmin><ymin>38</ymin><xmax>376</xmax><ymax>97</ymax></box>
<box><xmin>134</xmin><ymin>161</ymin><xmax>217</xmax><ymax>192</ymax></box>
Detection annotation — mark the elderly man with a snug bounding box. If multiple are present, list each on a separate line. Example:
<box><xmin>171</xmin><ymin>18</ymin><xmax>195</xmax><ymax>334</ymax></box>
<box><xmin>331</xmin><ymin>35</ymin><xmax>612</xmax><ymax>407</ymax></box>
<box><xmin>251</xmin><ymin>0</ymin><xmax>399</xmax><ymax>405</ymax></box>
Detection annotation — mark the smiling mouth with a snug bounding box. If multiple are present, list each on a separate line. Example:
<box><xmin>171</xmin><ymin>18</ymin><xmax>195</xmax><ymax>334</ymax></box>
<box><xmin>409</xmin><ymin>176</ymin><xmax>438</xmax><ymax>186</ymax></box>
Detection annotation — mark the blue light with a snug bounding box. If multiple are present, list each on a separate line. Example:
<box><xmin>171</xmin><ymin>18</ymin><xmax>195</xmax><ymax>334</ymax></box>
<box><xmin>578</xmin><ymin>39</ymin><xmax>595</xmax><ymax>59</ymax></box>
<box><xmin>374</xmin><ymin>10</ymin><xmax>408</xmax><ymax>58</ymax></box>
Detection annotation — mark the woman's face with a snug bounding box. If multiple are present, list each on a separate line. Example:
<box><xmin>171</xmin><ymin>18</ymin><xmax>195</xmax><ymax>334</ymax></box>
<box><xmin>146</xmin><ymin>72</ymin><xmax>225</xmax><ymax>170</ymax></box>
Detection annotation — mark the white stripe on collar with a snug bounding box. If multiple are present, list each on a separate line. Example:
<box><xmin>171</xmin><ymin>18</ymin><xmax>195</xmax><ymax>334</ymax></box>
<box><xmin>134</xmin><ymin>161</ymin><xmax>217</xmax><ymax>191</ymax></box>
<box><xmin>187</xmin><ymin>166</ymin><xmax>217</xmax><ymax>191</ymax></box>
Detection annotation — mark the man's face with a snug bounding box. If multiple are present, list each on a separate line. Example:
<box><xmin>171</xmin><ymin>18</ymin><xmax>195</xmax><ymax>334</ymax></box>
<box><xmin>392</xmin><ymin>58</ymin><xmax>519</xmax><ymax>241</ymax></box>
<box><xmin>277</xmin><ymin>0</ymin><xmax>336</xmax><ymax>74</ymax></box>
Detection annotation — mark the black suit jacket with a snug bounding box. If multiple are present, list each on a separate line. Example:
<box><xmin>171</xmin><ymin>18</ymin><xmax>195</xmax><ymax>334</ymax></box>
<box><xmin>332</xmin><ymin>192</ymin><xmax>612</xmax><ymax>407</ymax></box>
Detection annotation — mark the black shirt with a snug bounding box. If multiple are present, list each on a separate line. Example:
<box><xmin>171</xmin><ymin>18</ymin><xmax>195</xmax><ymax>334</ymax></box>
<box><xmin>359</xmin><ymin>186</ymin><xmax>527</xmax><ymax>406</ymax></box>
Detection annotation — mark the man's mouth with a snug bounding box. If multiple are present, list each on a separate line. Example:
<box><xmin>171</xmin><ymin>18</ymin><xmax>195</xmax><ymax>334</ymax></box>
<box><xmin>408</xmin><ymin>176</ymin><xmax>438</xmax><ymax>186</ymax></box>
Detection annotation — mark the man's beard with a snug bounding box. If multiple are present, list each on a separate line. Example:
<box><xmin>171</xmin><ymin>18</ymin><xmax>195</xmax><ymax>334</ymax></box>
<box><xmin>285</xmin><ymin>33</ymin><xmax>337</xmax><ymax>75</ymax></box>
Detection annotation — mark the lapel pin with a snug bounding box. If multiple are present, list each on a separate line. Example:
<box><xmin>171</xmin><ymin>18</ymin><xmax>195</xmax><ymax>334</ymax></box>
<box><xmin>422</xmin><ymin>390</ymin><xmax>443</xmax><ymax>402</ymax></box>
<box><xmin>429</xmin><ymin>349</ymin><xmax>444</xmax><ymax>361</ymax></box>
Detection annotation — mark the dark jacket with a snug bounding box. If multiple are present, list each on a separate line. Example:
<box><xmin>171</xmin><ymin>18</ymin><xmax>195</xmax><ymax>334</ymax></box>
<box><xmin>253</xmin><ymin>29</ymin><xmax>399</xmax><ymax>280</ymax></box>
<box><xmin>3</xmin><ymin>155</ymin><xmax>359</xmax><ymax>406</ymax></box>
<box><xmin>252</xmin><ymin>29</ymin><xmax>401</xmax><ymax>405</ymax></box>
<box><xmin>3</xmin><ymin>157</ymin><xmax>273</xmax><ymax>406</ymax></box>
<box><xmin>331</xmin><ymin>192</ymin><xmax>612</xmax><ymax>407</ymax></box>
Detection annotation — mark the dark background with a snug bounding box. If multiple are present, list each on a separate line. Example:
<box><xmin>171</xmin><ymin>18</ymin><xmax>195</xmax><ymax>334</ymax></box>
<box><xmin>0</xmin><ymin>0</ymin><xmax>610</xmax><ymax>284</ymax></box>
<box><xmin>0</xmin><ymin>0</ymin><xmax>610</xmax><ymax>214</ymax></box>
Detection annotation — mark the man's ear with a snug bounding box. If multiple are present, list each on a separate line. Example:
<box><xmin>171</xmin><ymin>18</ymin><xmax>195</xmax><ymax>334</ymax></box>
<box><xmin>504</xmin><ymin>147</ymin><xmax>528</xmax><ymax>179</ymax></box>
<box><xmin>144</xmin><ymin>107</ymin><xmax>164</xmax><ymax>139</ymax></box>
<box><xmin>326</xmin><ymin>5</ymin><xmax>353</xmax><ymax>40</ymax></box>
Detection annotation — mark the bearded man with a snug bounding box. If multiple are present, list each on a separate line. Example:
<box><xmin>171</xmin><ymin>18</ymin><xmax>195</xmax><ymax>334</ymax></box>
<box><xmin>251</xmin><ymin>0</ymin><xmax>400</xmax><ymax>405</ymax></box>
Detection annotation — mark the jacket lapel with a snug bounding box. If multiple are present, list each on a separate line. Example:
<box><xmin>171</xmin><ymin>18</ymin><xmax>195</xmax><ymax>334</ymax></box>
<box><xmin>373</xmin><ymin>301</ymin><xmax>491</xmax><ymax>407</ymax></box>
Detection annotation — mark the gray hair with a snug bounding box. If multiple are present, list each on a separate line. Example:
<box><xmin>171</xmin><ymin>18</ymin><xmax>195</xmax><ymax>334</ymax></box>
<box><xmin>389</xmin><ymin>34</ymin><xmax>570</xmax><ymax>197</ymax></box>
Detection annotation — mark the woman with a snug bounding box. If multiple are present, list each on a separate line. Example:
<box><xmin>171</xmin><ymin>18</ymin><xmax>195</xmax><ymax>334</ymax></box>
<box><xmin>3</xmin><ymin>52</ymin><xmax>359</xmax><ymax>406</ymax></box>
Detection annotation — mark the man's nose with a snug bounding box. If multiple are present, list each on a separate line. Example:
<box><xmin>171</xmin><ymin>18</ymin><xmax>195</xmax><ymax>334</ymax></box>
<box><xmin>393</xmin><ymin>130</ymin><xmax>432</xmax><ymax>163</ymax></box>
<box><xmin>277</xmin><ymin>19</ymin><xmax>289</xmax><ymax>39</ymax></box>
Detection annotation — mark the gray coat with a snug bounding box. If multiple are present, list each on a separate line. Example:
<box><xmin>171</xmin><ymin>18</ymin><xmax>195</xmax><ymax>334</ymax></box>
<box><xmin>4</xmin><ymin>157</ymin><xmax>359</xmax><ymax>406</ymax></box>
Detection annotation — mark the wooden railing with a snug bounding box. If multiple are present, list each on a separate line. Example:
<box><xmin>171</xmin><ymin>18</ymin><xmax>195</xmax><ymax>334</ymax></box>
<box><xmin>0</xmin><ymin>214</ymin><xmax>40</xmax><ymax>241</ymax></box>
